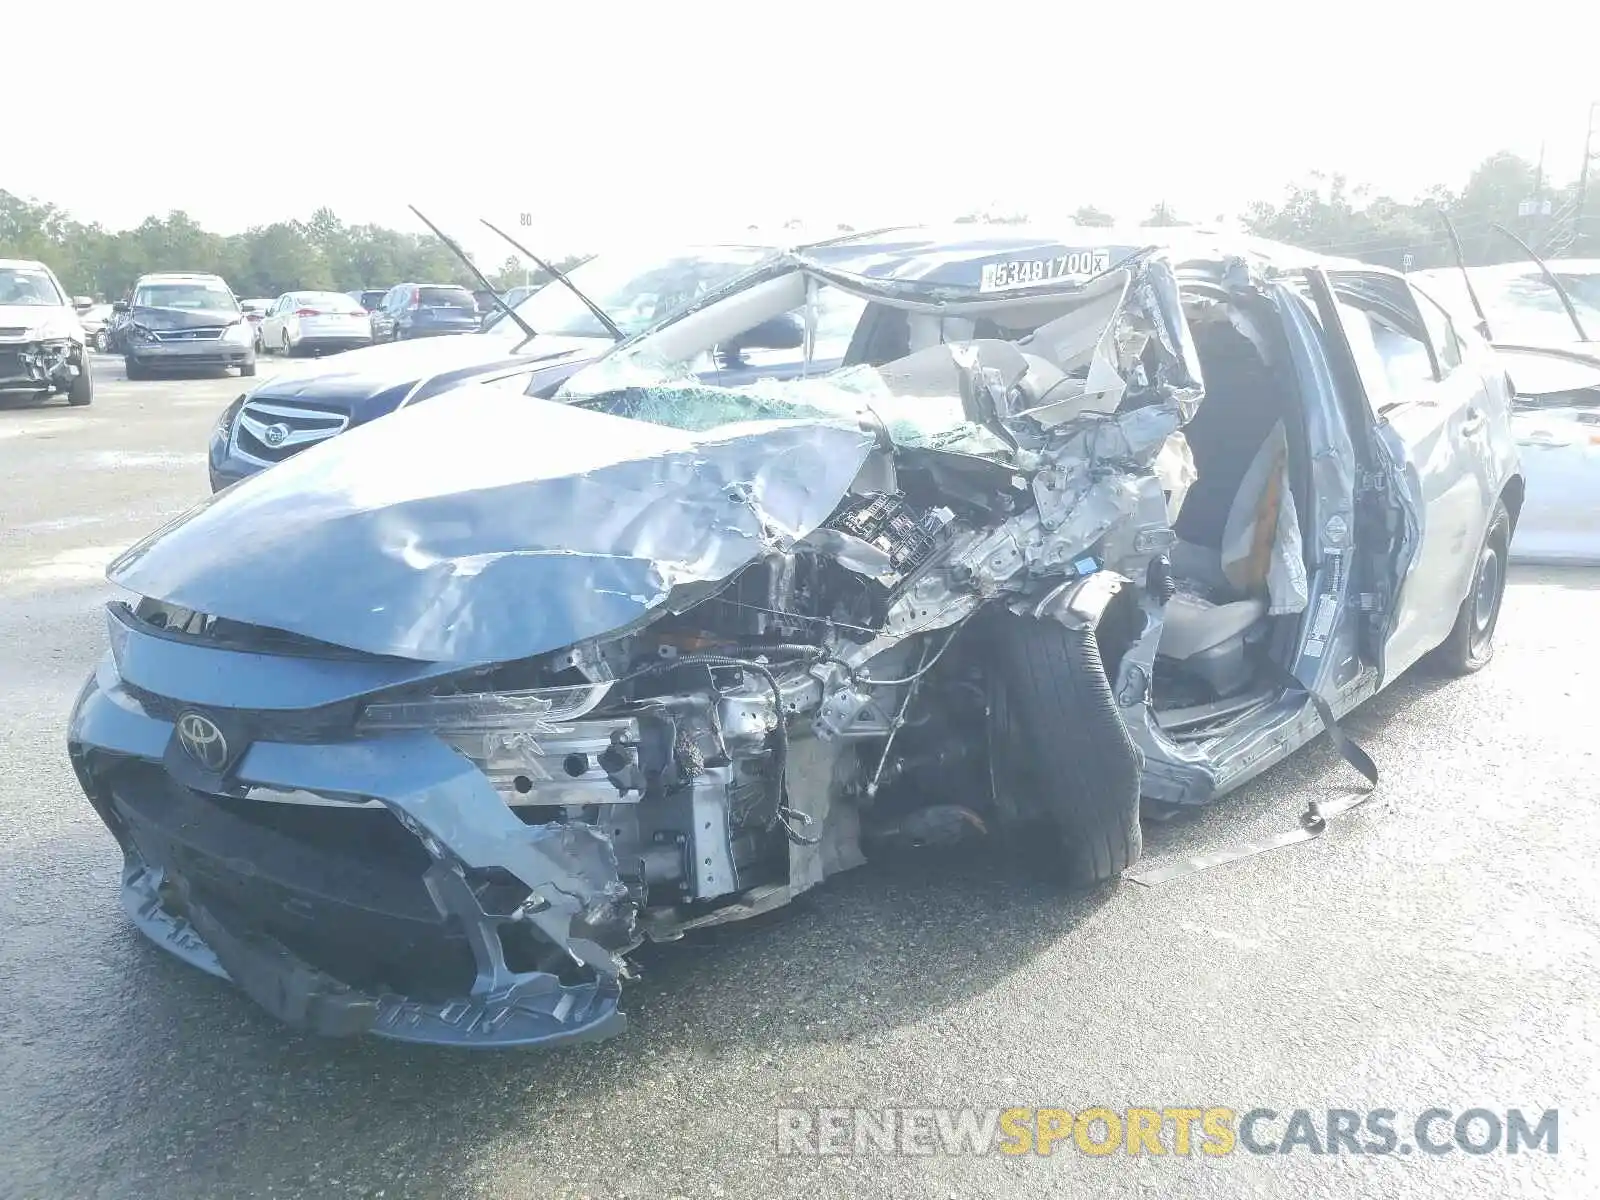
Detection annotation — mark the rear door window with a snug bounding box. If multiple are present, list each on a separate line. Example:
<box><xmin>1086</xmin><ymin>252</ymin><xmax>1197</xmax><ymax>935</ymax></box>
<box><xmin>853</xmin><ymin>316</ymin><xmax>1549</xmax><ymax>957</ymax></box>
<box><xmin>418</xmin><ymin>286</ymin><xmax>476</xmax><ymax>310</ymax></box>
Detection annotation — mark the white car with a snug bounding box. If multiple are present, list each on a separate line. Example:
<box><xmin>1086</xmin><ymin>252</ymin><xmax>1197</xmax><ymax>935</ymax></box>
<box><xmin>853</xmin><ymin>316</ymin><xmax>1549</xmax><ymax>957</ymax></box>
<box><xmin>0</xmin><ymin>258</ymin><xmax>94</xmax><ymax>405</ymax></box>
<box><xmin>258</xmin><ymin>290</ymin><xmax>374</xmax><ymax>357</ymax></box>
<box><xmin>1492</xmin><ymin>346</ymin><xmax>1600</xmax><ymax>564</ymax></box>
<box><xmin>1414</xmin><ymin>261</ymin><xmax>1600</xmax><ymax>564</ymax></box>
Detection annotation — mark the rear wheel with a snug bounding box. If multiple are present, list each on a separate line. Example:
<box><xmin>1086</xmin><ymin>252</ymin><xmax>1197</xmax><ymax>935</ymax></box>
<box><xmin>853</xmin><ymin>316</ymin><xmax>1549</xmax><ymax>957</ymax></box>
<box><xmin>986</xmin><ymin>609</ymin><xmax>1144</xmax><ymax>887</ymax></box>
<box><xmin>67</xmin><ymin>358</ymin><xmax>94</xmax><ymax>406</ymax></box>
<box><xmin>1432</xmin><ymin>499</ymin><xmax>1510</xmax><ymax>675</ymax></box>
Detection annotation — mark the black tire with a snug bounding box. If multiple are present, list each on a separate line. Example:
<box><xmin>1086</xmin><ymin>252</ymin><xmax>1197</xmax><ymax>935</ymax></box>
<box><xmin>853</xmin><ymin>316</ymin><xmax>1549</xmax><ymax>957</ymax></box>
<box><xmin>240</xmin><ymin>359</ymin><xmax>257</xmax><ymax>378</ymax></box>
<box><xmin>67</xmin><ymin>358</ymin><xmax>94</xmax><ymax>406</ymax></box>
<box><xmin>986</xmin><ymin>610</ymin><xmax>1143</xmax><ymax>887</ymax></box>
<box><xmin>1432</xmin><ymin>499</ymin><xmax>1511</xmax><ymax>675</ymax></box>
<box><xmin>124</xmin><ymin>356</ymin><xmax>146</xmax><ymax>381</ymax></box>
<box><xmin>282</xmin><ymin>331</ymin><xmax>295</xmax><ymax>358</ymax></box>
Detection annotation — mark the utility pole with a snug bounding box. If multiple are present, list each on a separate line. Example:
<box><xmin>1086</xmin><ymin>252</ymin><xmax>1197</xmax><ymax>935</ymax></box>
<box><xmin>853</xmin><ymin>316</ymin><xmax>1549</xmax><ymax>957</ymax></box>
<box><xmin>1576</xmin><ymin>101</ymin><xmax>1598</xmax><ymax>255</ymax></box>
<box><xmin>1518</xmin><ymin>142</ymin><xmax>1552</xmax><ymax>223</ymax></box>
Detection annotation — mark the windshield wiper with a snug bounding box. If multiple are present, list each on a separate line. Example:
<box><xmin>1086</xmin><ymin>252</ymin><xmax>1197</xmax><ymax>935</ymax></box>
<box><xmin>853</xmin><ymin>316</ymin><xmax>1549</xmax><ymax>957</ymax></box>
<box><xmin>1490</xmin><ymin>222</ymin><xmax>1591</xmax><ymax>343</ymax></box>
<box><xmin>480</xmin><ymin>218</ymin><xmax>625</xmax><ymax>342</ymax></box>
<box><xmin>406</xmin><ymin>205</ymin><xmax>540</xmax><ymax>349</ymax></box>
<box><xmin>1440</xmin><ymin>211</ymin><xmax>1494</xmax><ymax>342</ymax></box>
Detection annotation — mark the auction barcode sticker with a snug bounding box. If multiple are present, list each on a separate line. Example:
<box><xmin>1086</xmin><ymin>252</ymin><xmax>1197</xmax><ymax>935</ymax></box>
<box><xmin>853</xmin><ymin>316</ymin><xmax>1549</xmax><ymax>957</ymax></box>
<box><xmin>979</xmin><ymin>251</ymin><xmax>1111</xmax><ymax>292</ymax></box>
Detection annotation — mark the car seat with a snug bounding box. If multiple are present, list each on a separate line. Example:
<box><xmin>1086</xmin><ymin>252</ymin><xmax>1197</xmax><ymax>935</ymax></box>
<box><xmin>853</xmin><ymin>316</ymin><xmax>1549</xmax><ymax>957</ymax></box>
<box><xmin>1158</xmin><ymin>419</ymin><xmax>1305</xmax><ymax>697</ymax></box>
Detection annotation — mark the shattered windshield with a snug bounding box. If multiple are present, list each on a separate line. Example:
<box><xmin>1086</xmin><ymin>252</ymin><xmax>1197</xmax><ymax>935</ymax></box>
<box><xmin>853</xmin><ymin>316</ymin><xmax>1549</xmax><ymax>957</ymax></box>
<box><xmin>558</xmin><ymin>262</ymin><xmax>1153</xmax><ymax>465</ymax></box>
<box><xmin>484</xmin><ymin>245</ymin><xmax>781</xmax><ymax>341</ymax></box>
<box><xmin>571</xmin><ymin>364</ymin><xmax>1015</xmax><ymax>459</ymax></box>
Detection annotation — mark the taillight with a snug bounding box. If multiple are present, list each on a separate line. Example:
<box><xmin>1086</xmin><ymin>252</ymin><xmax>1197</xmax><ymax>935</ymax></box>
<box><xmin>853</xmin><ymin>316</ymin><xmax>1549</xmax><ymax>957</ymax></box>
<box><xmin>410</xmin><ymin>288</ymin><xmax>421</xmax><ymax>306</ymax></box>
<box><xmin>293</xmin><ymin>308</ymin><xmax>321</xmax><ymax>317</ymax></box>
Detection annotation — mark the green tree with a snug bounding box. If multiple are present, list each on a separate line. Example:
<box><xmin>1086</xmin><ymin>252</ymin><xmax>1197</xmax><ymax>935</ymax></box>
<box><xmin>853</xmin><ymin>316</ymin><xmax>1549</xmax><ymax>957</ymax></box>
<box><xmin>3</xmin><ymin>149</ymin><xmax>1590</xmax><ymax>305</ymax></box>
<box><xmin>1141</xmin><ymin>201</ymin><xmax>1188</xmax><ymax>227</ymax></box>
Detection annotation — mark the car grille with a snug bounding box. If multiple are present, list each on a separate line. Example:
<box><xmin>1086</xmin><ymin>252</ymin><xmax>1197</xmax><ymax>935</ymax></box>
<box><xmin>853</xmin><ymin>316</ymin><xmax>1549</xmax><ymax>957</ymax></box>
<box><xmin>150</xmin><ymin>327</ymin><xmax>226</xmax><ymax>342</ymax></box>
<box><xmin>232</xmin><ymin>398</ymin><xmax>350</xmax><ymax>466</ymax></box>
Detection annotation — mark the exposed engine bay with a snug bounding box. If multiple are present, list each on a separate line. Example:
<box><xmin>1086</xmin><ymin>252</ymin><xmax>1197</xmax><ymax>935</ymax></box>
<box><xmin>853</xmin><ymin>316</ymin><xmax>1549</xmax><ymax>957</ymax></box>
<box><xmin>324</xmin><ymin>262</ymin><xmax>1210</xmax><ymax>957</ymax></box>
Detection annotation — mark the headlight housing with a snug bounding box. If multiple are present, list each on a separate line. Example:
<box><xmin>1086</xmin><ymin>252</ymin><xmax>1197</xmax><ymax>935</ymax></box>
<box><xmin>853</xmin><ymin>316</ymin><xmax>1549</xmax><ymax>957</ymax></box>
<box><xmin>214</xmin><ymin>394</ymin><xmax>246</xmax><ymax>440</ymax></box>
<box><xmin>356</xmin><ymin>681</ymin><xmax>625</xmax><ymax>806</ymax></box>
<box><xmin>224</xmin><ymin>321</ymin><xmax>253</xmax><ymax>343</ymax></box>
<box><xmin>357</xmin><ymin>682</ymin><xmax>613</xmax><ymax>735</ymax></box>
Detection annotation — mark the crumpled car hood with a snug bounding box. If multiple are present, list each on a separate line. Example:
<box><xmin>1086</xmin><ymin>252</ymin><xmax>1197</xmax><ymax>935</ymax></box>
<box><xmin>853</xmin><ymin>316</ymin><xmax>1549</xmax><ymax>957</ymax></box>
<box><xmin>131</xmin><ymin>305</ymin><xmax>243</xmax><ymax>330</ymax></box>
<box><xmin>109</xmin><ymin>385</ymin><xmax>876</xmax><ymax>664</ymax></box>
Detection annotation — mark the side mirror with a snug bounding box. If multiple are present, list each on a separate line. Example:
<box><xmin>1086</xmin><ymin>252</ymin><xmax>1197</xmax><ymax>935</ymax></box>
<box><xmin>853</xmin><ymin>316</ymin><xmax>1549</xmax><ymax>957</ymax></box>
<box><xmin>112</xmin><ymin>300</ymin><xmax>129</xmax><ymax>314</ymax></box>
<box><xmin>73</xmin><ymin>296</ymin><xmax>94</xmax><ymax>311</ymax></box>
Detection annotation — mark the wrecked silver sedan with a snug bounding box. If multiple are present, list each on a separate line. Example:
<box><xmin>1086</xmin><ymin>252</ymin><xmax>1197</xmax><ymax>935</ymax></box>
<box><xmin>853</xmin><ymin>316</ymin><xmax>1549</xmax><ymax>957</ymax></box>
<box><xmin>69</xmin><ymin>227</ymin><xmax>1522</xmax><ymax>1047</ymax></box>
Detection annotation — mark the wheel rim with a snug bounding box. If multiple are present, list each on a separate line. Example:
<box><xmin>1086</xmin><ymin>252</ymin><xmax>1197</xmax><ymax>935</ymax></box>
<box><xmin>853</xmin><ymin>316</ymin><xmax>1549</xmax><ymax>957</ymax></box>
<box><xmin>1470</xmin><ymin>539</ymin><xmax>1504</xmax><ymax>654</ymax></box>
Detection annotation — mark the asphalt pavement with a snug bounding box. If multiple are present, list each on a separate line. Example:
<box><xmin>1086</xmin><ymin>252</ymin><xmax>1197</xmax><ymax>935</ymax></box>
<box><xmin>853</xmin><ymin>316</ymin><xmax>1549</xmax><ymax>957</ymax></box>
<box><xmin>1</xmin><ymin>357</ymin><xmax>1596</xmax><ymax>1199</ymax></box>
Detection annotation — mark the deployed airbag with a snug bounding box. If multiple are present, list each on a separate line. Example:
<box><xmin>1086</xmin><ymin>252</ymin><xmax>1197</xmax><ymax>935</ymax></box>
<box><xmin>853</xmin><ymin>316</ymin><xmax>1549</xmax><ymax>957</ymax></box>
<box><xmin>1218</xmin><ymin>420</ymin><xmax>1308</xmax><ymax>615</ymax></box>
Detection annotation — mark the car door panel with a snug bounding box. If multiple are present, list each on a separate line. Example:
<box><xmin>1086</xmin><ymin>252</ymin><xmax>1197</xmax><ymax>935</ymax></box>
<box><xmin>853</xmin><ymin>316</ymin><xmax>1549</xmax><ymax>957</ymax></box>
<box><xmin>1376</xmin><ymin>400</ymin><xmax>1483</xmax><ymax>661</ymax></box>
<box><xmin>1303</xmin><ymin>267</ymin><xmax>1491</xmax><ymax>682</ymax></box>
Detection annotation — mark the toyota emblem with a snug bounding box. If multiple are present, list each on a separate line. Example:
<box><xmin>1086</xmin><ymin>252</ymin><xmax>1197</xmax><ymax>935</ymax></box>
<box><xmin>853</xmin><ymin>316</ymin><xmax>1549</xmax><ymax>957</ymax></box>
<box><xmin>262</xmin><ymin>422</ymin><xmax>290</xmax><ymax>448</ymax></box>
<box><xmin>176</xmin><ymin>711</ymin><xmax>229</xmax><ymax>770</ymax></box>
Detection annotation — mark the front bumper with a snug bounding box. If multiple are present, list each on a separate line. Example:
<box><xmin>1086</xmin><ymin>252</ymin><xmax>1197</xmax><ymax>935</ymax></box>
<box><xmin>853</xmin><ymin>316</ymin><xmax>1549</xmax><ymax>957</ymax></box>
<box><xmin>128</xmin><ymin>338</ymin><xmax>255</xmax><ymax>370</ymax></box>
<box><xmin>0</xmin><ymin>339</ymin><xmax>81</xmax><ymax>393</ymax></box>
<box><xmin>68</xmin><ymin>616</ymin><xmax>629</xmax><ymax>1048</ymax></box>
<box><xmin>206</xmin><ymin>443</ymin><xmax>255</xmax><ymax>492</ymax></box>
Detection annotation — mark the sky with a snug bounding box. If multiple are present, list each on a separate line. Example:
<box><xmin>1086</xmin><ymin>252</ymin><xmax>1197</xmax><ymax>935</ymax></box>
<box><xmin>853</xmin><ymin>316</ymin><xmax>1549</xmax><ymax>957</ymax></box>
<box><xmin>11</xmin><ymin>2</ymin><xmax>1599</xmax><ymax>262</ymax></box>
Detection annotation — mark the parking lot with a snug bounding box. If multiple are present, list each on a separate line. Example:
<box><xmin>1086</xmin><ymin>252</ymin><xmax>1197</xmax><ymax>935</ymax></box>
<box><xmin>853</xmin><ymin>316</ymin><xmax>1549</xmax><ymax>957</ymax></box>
<box><xmin>2</xmin><ymin>357</ymin><xmax>1598</xmax><ymax>1198</ymax></box>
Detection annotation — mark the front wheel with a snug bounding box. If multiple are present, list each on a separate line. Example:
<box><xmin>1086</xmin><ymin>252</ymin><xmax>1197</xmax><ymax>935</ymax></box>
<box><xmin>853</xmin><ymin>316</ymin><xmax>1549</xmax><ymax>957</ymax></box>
<box><xmin>124</xmin><ymin>356</ymin><xmax>146</xmax><ymax>381</ymax></box>
<box><xmin>985</xmin><ymin>609</ymin><xmax>1144</xmax><ymax>887</ymax></box>
<box><xmin>66</xmin><ymin>358</ymin><xmax>94</xmax><ymax>405</ymax></box>
<box><xmin>1432</xmin><ymin>499</ymin><xmax>1511</xmax><ymax>675</ymax></box>
<box><xmin>239</xmin><ymin>359</ymin><xmax>257</xmax><ymax>378</ymax></box>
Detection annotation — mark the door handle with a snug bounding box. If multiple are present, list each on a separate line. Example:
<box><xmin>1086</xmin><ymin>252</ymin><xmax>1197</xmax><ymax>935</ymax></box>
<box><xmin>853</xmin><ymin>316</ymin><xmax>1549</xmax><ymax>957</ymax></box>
<box><xmin>1460</xmin><ymin>406</ymin><xmax>1486</xmax><ymax>435</ymax></box>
